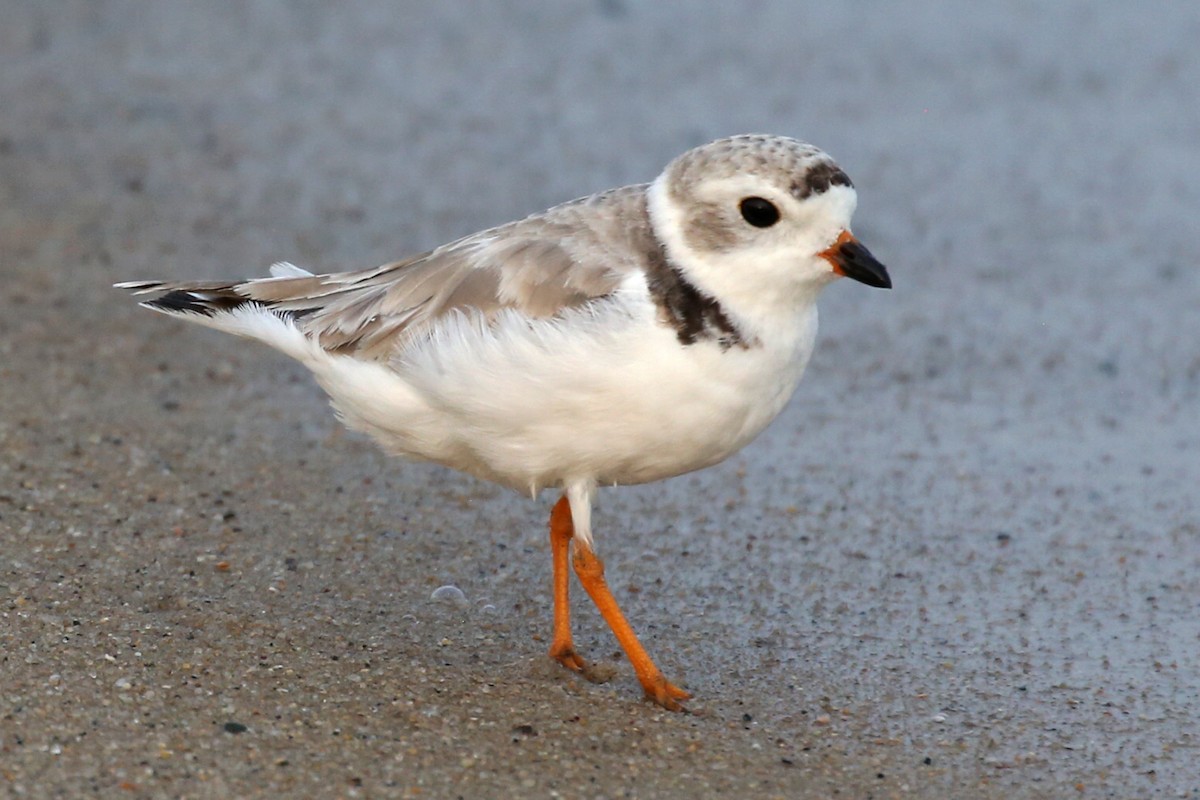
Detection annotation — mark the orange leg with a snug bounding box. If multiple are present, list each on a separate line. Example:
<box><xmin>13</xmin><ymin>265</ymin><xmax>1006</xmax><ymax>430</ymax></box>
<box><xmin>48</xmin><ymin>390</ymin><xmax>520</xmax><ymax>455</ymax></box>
<box><xmin>548</xmin><ymin>496</ymin><xmax>588</xmax><ymax>672</ymax></box>
<box><xmin>546</xmin><ymin>494</ymin><xmax>691</xmax><ymax>711</ymax></box>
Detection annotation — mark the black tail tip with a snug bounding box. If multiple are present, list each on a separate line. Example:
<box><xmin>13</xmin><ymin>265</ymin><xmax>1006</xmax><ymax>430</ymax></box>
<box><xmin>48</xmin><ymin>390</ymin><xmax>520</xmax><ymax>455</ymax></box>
<box><xmin>142</xmin><ymin>290</ymin><xmax>222</xmax><ymax>315</ymax></box>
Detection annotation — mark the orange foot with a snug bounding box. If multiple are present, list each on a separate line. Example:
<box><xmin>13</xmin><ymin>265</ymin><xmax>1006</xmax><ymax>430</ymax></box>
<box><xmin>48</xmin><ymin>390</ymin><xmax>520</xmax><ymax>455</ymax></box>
<box><xmin>549</xmin><ymin>641</ymin><xmax>621</xmax><ymax>686</ymax></box>
<box><xmin>641</xmin><ymin>673</ymin><xmax>692</xmax><ymax>712</ymax></box>
<box><xmin>548</xmin><ymin>640</ymin><xmax>588</xmax><ymax>674</ymax></box>
<box><xmin>548</xmin><ymin>494</ymin><xmax>692</xmax><ymax>711</ymax></box>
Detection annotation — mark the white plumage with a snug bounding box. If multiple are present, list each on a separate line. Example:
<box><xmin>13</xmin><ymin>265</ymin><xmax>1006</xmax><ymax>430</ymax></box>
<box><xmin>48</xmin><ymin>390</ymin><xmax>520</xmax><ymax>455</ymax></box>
<box><xmin>116</xmin><ymin>134</ymin><xmax>890</xmax><ymax>709</ymax></box>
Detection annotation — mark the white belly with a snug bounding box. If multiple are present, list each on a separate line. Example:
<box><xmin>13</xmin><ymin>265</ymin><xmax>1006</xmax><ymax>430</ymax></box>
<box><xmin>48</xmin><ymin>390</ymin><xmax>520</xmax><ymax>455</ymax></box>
<box><xmin>312</xmin><ymin>297</ymin><xmax>818</xmax><ymax>493</ymax></box>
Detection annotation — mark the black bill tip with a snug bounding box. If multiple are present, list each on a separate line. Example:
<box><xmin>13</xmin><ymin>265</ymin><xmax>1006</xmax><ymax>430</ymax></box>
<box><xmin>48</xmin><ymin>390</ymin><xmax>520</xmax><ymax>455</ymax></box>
<box><xmin>820</xmin><ymin>232</ymin><xmax>891</xmax><ymax>289</ymax></box>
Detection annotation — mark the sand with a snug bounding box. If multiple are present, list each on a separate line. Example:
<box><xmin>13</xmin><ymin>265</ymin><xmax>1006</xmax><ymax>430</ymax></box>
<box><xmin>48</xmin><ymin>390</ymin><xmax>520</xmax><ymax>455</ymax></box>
<box><xmin>2</xmin><ymin>3</ymin><xmax>1198</xmax><ymax>797</ymax></box>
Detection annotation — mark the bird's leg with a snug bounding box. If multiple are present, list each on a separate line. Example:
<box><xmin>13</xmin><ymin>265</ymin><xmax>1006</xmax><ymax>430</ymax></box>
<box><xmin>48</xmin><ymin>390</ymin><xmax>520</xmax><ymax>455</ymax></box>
<box><xmin>570</xmin><ymin>535</ymin><xmax>692</xmax><ymax>711</ymax></box>
<box><xmin>547</xmin><ymin>495</ymin><xmax>588</xmax><ymax>672</ymax></box>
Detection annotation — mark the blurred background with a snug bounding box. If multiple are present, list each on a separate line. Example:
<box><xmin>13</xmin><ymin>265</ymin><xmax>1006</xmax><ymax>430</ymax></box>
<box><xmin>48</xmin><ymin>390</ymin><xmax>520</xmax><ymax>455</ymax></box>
<box><xmin>2</xmin><ymin>2</ymin><xmax>1198</xmax><ymax>797</ymax></box>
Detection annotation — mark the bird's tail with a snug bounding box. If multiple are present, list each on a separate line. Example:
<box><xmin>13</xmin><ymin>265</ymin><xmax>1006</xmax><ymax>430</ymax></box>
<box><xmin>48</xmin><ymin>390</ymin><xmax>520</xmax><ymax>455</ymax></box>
<box><xmin>115</xmin><ymin>263</ymin><xmax>324</xmax><ymax>363</ymax></box>
<box><xmin>116</xmin><ymin>261</ymin><xmax>315</xmax><ymax>314</ymax></box>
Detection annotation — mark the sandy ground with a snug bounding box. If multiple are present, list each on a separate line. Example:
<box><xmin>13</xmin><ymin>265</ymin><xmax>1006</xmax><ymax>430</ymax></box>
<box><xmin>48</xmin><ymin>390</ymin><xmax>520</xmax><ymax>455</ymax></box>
<box><xmin>3</xmin><ymin>2</ymin><xmax>1199</xmax><ymax>798</ymax></box>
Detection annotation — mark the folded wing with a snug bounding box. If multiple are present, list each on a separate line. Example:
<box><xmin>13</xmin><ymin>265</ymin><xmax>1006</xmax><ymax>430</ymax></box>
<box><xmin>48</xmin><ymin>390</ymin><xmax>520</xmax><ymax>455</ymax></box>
<box><xmin>118</xmin><ymin>185</ymin><xmax>655</xmax><ymax>360</ymax></box>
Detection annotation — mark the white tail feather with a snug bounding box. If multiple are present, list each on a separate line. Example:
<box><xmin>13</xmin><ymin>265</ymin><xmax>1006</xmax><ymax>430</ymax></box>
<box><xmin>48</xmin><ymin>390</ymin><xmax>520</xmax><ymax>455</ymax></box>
<box><xmin>269</xmin><ymin>261</ymin><xmax>314</xmax><ymax>278</ymax></box>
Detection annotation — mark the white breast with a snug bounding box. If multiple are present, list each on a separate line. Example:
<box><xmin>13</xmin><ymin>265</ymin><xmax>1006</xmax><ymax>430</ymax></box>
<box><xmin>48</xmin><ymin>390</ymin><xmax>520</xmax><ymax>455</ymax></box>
<box><xmin>307</xmin><ymin>278</ymin><xmax>819</xmax><ymax>494</ymax></box>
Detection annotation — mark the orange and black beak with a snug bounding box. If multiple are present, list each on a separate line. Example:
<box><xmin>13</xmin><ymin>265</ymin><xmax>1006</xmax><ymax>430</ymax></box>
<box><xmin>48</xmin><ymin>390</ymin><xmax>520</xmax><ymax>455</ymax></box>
<box><xmin>819</xmin><ymin>230</ymin><xmax>891</xmax><ymax>289</ymax></box>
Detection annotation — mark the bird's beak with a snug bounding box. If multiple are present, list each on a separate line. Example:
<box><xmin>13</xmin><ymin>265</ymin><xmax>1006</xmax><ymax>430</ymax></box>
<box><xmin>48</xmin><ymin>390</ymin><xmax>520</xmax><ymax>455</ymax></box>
<box><xmin>819</xmin><ymin>230</ymin><xmax>891</xmax><ymax>289</ymax></box>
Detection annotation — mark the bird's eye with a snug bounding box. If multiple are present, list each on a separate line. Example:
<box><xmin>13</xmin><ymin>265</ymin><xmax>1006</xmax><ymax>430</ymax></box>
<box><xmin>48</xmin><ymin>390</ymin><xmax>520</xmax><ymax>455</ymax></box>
<box><xmin>739</xmin><ymin>197</ymin><xmax>779</xmax><ymax>228</ymax></box>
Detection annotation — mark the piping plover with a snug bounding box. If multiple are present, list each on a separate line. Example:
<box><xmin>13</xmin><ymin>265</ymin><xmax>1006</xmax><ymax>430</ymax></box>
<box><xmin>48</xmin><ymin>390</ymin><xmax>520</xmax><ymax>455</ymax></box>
<box><xmin>117</xmin><ymin>134</ymin><xmax>891</xmax><ymax>710</ymax></box>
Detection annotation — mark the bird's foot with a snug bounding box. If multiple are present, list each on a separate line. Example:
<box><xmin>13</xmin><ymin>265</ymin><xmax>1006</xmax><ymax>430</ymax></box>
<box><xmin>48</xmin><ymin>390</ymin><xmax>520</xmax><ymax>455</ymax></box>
<box><xmin>549</xmin><ymin>641</ymin><xmax>589</xmax><ymax>673</ymax></box>
<box><xmin>549</xmin><ymin>642</ymin><xmax>620</xmax><ymax>685</ymax></box>
<box><xmin>641</xmin><ymin>673</ymin><xmax>691</xmax><ymax>712</ymax></box>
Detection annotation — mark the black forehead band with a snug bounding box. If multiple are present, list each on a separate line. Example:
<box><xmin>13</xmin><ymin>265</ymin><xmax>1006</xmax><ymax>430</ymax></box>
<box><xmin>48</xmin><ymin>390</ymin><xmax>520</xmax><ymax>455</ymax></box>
<box><xmin>791</xmin><ymin>162</ymin><xmax>852</xmax><ymax>200</ymax></box>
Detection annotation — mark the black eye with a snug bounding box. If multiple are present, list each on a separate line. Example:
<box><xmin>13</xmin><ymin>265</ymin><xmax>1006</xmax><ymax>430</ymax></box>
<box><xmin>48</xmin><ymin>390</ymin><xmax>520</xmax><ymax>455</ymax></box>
<box><xmin>739</xmin><ymin>197</ymin><xmax>779</xmax><ymax>228</ymax></box>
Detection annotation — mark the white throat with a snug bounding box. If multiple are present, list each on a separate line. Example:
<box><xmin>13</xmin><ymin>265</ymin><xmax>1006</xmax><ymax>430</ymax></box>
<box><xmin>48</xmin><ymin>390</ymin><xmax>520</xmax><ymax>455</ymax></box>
<box><xmin>646</xmin><ymin>174</ymin><xmax>827</xmax><ymax>338</ymax></box>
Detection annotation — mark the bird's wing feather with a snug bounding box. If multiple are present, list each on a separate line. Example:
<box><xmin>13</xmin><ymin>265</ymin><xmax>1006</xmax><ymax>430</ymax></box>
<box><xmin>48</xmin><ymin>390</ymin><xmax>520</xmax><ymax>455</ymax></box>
<box><xmin>119</xmin><ymin>184</ymin><xmax>657</xmax><ymax>360</ymax></box>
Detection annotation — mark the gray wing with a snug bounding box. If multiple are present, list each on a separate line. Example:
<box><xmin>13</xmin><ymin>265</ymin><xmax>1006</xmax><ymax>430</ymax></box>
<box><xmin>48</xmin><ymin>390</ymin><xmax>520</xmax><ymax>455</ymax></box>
<box><xmin>119</xmin><ymin>184</ymin><xmax>656</xmax><ymax>360</ymax></box>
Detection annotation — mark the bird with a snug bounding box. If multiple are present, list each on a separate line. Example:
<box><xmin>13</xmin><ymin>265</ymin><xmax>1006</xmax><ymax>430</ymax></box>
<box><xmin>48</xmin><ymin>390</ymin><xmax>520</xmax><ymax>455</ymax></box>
<box><xmin>116</xmin><ymin>134</ymin><xmax>891</xmax><ymax>710</ymax></box>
